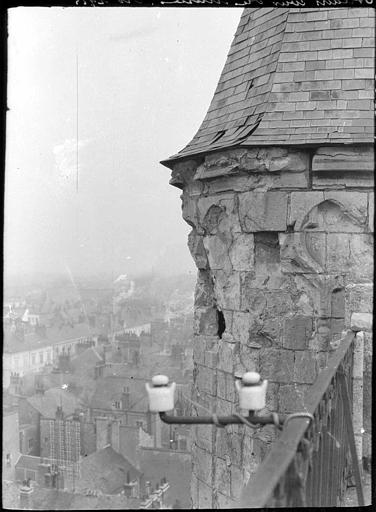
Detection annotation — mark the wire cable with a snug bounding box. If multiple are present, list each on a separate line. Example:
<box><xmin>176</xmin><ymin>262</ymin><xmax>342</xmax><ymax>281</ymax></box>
<box><xmin>284</xmin><ymin>412</ymin><xmax>314</xmax><ymax>428</ymax></box>
<box><xmin>211</xmin><ymin>413</ymin><xmax>225</xmax><ymax>428</ymax></box>
<box><xmin>233</xmin><ymin>413</ymin><xmax>262</xmax><ymax>430</ymax></box>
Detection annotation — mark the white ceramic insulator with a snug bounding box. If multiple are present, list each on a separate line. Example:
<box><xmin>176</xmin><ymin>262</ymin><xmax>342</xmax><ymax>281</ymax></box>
<box><xmin>151</xmin><ymin>374</ymin><xmax>169</xmax><ymax>386</ymax></box>
<box><xmin>242</xmin><ymin>371</ymin><xmax>261</xmax><ymax>385</ymax></box>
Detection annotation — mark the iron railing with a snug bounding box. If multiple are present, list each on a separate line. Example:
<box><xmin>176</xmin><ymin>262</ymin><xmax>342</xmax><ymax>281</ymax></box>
<box><xmin>240</xmin><ymin>330</ymin><xmax>364</xmax><ymax>508</ymax></box>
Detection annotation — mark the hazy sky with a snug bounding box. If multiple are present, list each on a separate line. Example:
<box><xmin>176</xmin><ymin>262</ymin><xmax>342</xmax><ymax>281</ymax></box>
<box><xmin>5</xmin><ymin>7</ymin><xmax>241</xmax><ymax>280</ymax></box>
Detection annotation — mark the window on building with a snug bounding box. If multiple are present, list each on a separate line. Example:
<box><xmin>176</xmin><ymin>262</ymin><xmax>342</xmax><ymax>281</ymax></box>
<box><xmin>28</xmin><ymin>438</ymin><xmax>34</xmax><ymax>450</ymax></box>
<box><xmin>47</xmin><ymin>351</ymin><xmax>52</xmax><ymax>363</ymax></box>
<box><xmin>136</xmin><ymin>420</ymin><xmax>144</xmax><ymax>429</ymax></box>
<box><xmin>39</xmin><ymin>352</ymin><xmax>44</xmax><ymax>364</ymax></box>
<box><xmin>179</xmin><ymin>439</ymin><xmax>187</xmax><ymax>451</ymax></box>
<box><xmin>31</xmin><ymin>354</ymin><xmax>36</xmax><ymax>365</ymax></box>
<box><xmin>113</xmin><ymin>401</ymin><xmax>121</xmax><ymax>409</ymax></box>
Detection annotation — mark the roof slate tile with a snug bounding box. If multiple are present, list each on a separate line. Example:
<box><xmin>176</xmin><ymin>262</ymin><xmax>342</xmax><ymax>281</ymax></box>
<box><xmin>330</xmin><ymin>18</ymin><xmax>360</xmax><ymax>29</ymax></box>
<box><xmin>354</xmin><ymin>47</ymin><xmax>374</xmax><ymax>57</ymax></box>
<box><xmin>306</xmin><ymin>61</ymin><xmax>326</xmax><ymax>70</ymax></box>
<box><xmin>325</xmin><ymin>59</ymin><xmax>345</xmax><ymax>69</ymax></box>
<box><xmin>310</xmin><ymin>40</ymin><xmax>332</xmax><ymax>51</ymax></box>
<box><xmin>360</xmin><ymin>18</ymin><xmax>375</xmax><ymax>27</ymax></box>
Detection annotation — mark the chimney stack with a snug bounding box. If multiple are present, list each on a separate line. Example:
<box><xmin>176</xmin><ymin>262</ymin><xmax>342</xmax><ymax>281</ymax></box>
<box><xmin>121</xmin><ymin>387</ymin><xmax>130</xmax><ymax>410</ymax></box>
<box><xmin>19</xmin><ymin>483</ymin><xmax>33</xmax><ymax>510</ymax></box>
<box><xmin>35</xmin><ymin>375</ymin><xmax>45</xmax><ymax>394</ymax></box>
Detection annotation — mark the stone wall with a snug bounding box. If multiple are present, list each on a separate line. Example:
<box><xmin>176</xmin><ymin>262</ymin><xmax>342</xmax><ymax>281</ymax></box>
<box><xmin>169</xmin><ymin>144</ymin><xmax>373</xmax><ymax>508</ymax></box>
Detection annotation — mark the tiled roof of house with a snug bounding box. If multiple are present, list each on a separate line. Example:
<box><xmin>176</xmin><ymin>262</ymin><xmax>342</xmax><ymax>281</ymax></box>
<box><xmin>3</xmin><ymin>330</ymin><xmax>51</xmax><ymax>353</ymax></box>
<box><xmin>104</xmin><ymin>351</ymin><xmax>189</xmax><ymax>384</ymax></box>
<box><xmin>15</xmin><ymin>454</ymin><xmax>41</xmax><ymax>472</ymax></box>
<box><xmin>2</xmin><ymin>480</ymin><xmax>140</xmax><ymax>510</ymax></box>
<box><xmin>4</xmin><ymin>322</ymin><xmax>92</xmax><ymax>354</ymax></box>
<box><xmin>162</xmin><ymin>7</ymin><xmax>374</xmax><ymax>167</ymax></box>
<box><xmin>89</xmin><ymin>375</ymin><xmax>147</xmax><ymax>411</ymax></box>
<box><xmin>77</xmin><ymin>446</ymin><xmax>142</xmax><ymax>495</ymax></box>
<box><xmin>27</xmin><ymin>388</ymin><xmax>81</xmax><ymax>418</ymax></box>
<box><xmin>139</xmin><ymin>448</ymin><xmax>191</xmax><ymax>509</ymax></box>
<box><xmin>71</xmin><ymin>346</ymin><xmax>103</xmax><ymax>372</ymax></box>
<box><xmin>46</xmin><ymin>323</ymin><xmax>92</xmax><ymax>343</ymax></box>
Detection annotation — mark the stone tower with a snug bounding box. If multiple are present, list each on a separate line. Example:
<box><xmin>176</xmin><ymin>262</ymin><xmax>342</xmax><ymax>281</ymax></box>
<box><xmin>161</xmin><ymin>7</ymin><xmax>374</xmax><ymax>509</ymax></box>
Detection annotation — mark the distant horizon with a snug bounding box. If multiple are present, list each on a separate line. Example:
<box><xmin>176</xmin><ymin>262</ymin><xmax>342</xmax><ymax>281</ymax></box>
<box><xmin>4</xmin><ymin>266</ymin><xmax>198</xmax><ymax>294</ymax></box>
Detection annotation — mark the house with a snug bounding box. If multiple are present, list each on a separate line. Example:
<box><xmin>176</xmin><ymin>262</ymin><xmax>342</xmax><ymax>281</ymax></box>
<box><xmin>3</xmin><ymin>330</ymin><xmax>53</xmax><ymax>388</ymax></box>
<box><xmin>89</xmin><ymin>375</ymin><xmax>150</xmax><ymax>424</ymax></box>
<box><xmin>3</xmin><ymin>322</ymin><xmax>95</xmax><ymax>388</ymax></box>
<box><xmin>76</xmin><ymin>445</ymin><xmax>144</xmax><ymax>496</ymax></box>
<box><xmin>18</xmin><ymin>387</ymin><xmax>82</xmax><ymax>456</ymax></box>
<box><xmin>22</xmin><ymin>308</ymin><xmax>45</xmax><ymax>326</ymax></box>
<box><xmin>46</xmin><ymin>322</ymin><xmax>93</xmax><ymax>358</ymax></box>
<box><xmin>15</xmin><ymin>454</ymin><xmax>43</xmax><ymax>484</ymax></box>
<box><xmin>139</xmin><ymin>447</ymin><xmax>191</xmax><ymax>509</ymax></box>
<box><xmin>70</xmin><ymin>346</ymin><xmax>104</xmax><ymax>379</ymax></box>
<box><xmin>25</xmin><ymin>388</ymin><xmax>81</xmax><ymax>419</ymax></box>
<box><xmin>2</xmin><ymin>478</ymin><xmax>141</xmax><ymax>510</ymax></box>
<box><xmin>3</xmin><ymin>405</ymin><xmax>20</xmax><ymax>480</ymax></box>
<box><xmin>40</xmin><ymin>409</ymin><xmax>81</xmax><ymax>462</ymax></box>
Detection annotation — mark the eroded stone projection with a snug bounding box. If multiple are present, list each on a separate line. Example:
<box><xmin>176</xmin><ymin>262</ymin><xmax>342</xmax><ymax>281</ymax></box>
<box><xmin>168</xmin><ymin>146</ymin><xmax>373</xmax><ymax>508</ymax></box>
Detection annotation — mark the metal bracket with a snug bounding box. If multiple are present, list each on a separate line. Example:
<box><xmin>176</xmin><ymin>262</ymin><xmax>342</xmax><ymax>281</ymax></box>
<box><xmin>159</xmin><ymin>411</ymin><xmax>286</xmax><ymax>428</ymax></box>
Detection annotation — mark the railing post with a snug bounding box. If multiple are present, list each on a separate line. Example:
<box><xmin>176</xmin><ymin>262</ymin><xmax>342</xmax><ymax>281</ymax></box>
<box><xmin>352</xmin><ymin>331</ymin><xmax>364</xmax><ymax>465</ymax></box>
<box><xmin>338</xmin><ymin>371</ymin><xmax>364</xmax><ymax>507</ymax></box>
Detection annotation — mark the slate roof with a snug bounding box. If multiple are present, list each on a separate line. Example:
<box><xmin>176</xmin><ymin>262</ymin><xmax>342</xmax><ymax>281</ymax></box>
<box><xmin>4</xmin><ymin>322</ymin><xmax>92</xmax><ymax>354</ymax></box>
<box><xmin>104</xmin><ymin>349</ymin><xmax>190</xmax><ymax>384</ymax></box>
<box><xmin>71</xmin><ymin>346</ymin><xmax>103</xmax><ymax>372</ymax></box>
<box><xmin>139</xmin><ymin>448</ymin><xmax>191</xmax><ymax>509</ymax></box>
<box><xmin>30</xmin><ymin>489</ymin><xmax>134</xmax><ymax>510</ymax></box>
<box><xmin>3</xmin><ymin>330</ymin><xmax>50</xmax><ymax>353</ymax></box>
<box><xmin>2</xmin><ymin>480</ymin><xmax>140</xmax><ymax>510</ymax></box>
<box><xmin>89</xmin><ymin>375</ymin><xmax>147</xmax><ymax>412</ymax></box>
<box><xmin>27</xmin><ymin>388</ymin><xmax>81</xmax><ymax>418</ymax></box>
<box><xmin>46</xmin><ymin>323</ymin><xmax>92</xmax><ymax>343</ymax></box>
<box><xmin>77</xmin><ymin>446</ymin><xmax>142</xmax><ymax>495</ymax></box>
<box><xmin>15</xmin><ymin>454</ymin><xmax>41</xmax><ymax>472</ymax></box>
<box><xmin>162</xmin><ymin>7</ymin><xmax>374</xmax><ymax>167</ymax></box>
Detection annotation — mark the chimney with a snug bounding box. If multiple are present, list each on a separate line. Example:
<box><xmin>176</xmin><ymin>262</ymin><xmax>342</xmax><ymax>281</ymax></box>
<box><xmin>123</xmin><ymin>479</ymin><xmax>137</xmax><ymax>498</ymax></box>
<box><xmin>35</xmin><ymin>376</ymin><xmax>45</xmax><ymax>395</ymax></box>
<box><xmin>72</xmin><ymin>408</ymin><xmax>81</xmax><ymax>421</ymax></box>
<box><xmin>10</xmin><ymin>373</ymin><xmax>22</xmax><ymax>395</ymax></box>
<box><xmin>94</xmin><ymin>361</ymin><xmax>104</xmax><ymax>379</ymax></box>
<box><xmin>19</xmin><ymin>483</ymin><xmax>33</xmax><ymax>510</ymax></box>
<box><xmin>121</xmin><ymin>387</ymin><xmax>130</xmax><ymax>410</ymax></box>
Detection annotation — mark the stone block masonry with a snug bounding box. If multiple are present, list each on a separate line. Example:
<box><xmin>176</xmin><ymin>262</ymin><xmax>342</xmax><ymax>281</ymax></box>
<box><xmin>169</xmin><ymin>143</ymin><xmax>373</xmax><ymax>507</ymax></box>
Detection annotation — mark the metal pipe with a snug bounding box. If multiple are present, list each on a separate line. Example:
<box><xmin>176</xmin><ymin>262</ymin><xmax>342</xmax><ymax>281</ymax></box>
<box><xmin>159</xmin><ymin>411</ymin><xmax>286</xmax><ymax>426</ymax></box>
